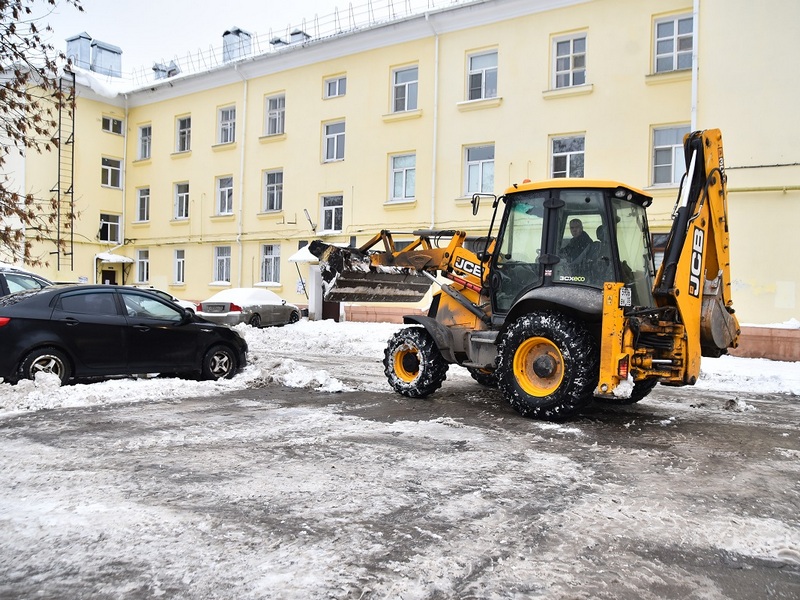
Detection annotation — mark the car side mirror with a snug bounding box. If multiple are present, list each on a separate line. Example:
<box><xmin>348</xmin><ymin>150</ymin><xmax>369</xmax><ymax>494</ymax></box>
<box><xmin>282</xmin><ymin>299</ymin><xmax>286</xmax><ymax>305</ymax></box>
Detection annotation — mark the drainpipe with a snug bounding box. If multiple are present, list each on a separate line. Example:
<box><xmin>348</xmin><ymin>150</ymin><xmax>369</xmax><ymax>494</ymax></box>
<box><xmin>691</xmin><ymin>0</ymin><xmax>699</xmax><ymax>130</ymax></box>
<box><xmin>235</xmin><ymin>64</ymin><xmax>248</xmax><ymax>287</ymax></box>
<box><xmin>121</xmin><ymin>93</ymin><xmax>129</xmax><ymax>284</ymax></box>
<box><xmin>426</xmin><ymin>12</ymin><xmax>440</xmax><ymax>229</ymax></box>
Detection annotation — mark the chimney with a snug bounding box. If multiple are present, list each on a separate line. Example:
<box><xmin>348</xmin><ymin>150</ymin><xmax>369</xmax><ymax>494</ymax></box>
<box><xmin>290</xmin><ymin>29</ymin><xmax>311</xmax><ymax>44</ymax></box>
<box><xmin>152</xmin><ymin>60</ymin><xmax>181</xmax><ymax>80</ymax></box>
<box><xmin>90</xmin><ymin>39</ymin><xmax>122</xmax><ymax>77</ymax></box>
<box><xmin>222</xmin><ymin>26</ymin><xmax>252</xmax><ymax>62</ymax></box>
<box><xmin>66</xmin><ymin>32</ymin><xmax>92</xmax><ymax>69</ymax></box>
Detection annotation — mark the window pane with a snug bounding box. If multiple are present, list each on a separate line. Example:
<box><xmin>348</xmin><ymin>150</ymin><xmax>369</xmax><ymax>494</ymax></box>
<box><xmin>569</xmin><ymin>154</ymin><xmax>584</xmax><ymax>177</ymax></box>
<box><xmin>678</xmin><ymin>17</ymin><xmax>693</xmax><ymax>34</ymax></box>
<box><xmin>573</xmin><ymin>37</ymin><xmax>585</xmax><ymax>53</ymax></box>
<box><xmin>573</xmin><ymin>70</ymin><xmax>585</xmax><ymax>85</ymax></box>
<box><xmin>657</xmin><ymin>21</ymin><xmax>674</xmax><ymax>37</ymax></box>
<box><xmin>470</xmin><ymin>52</ymin><xmax>496</xmax><ymax>69</ymax></box>
<box><xmin>468</xmin><ymin>146</ymin><xmax>494</xmax><ymax>161</ymax></box>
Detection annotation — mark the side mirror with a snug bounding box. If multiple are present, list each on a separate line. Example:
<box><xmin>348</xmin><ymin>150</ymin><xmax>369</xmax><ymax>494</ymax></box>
<box><xmin>471</xmin><ymin>194</ymin><xmax>481</xmax><ymax>216</ymax></box>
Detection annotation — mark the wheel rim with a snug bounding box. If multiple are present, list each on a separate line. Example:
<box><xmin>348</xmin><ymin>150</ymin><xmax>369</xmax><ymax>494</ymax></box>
<box><xmin>393</xmin><ymin>344</ymin><xmax>420</xmax><ymax>383</ymax></box>
<box><xmin>513</xmin><ymin>337</ymin><xmax>564</xmax><ymax>397</ymax></box>
<box><xmin>30</xmin><ymin>354</ymin><xmax>66</xmax><ymax>379</ymax></box>
<box><xmin>209</xmin><ymin>351</ymin><xmax>233</xmax><ymax>377</ymax></box>
<box><xmin>249</xmin><ymin>314</ymin><xmax>261</xmax><ymax>327</ymax></box>
<box><xmin>289</xmin><ymin>312</ymin><xmax>299</xmax><ymax>323</ymax></box>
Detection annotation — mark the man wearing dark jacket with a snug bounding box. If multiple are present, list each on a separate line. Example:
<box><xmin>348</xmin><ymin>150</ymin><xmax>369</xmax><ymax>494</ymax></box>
<box><xmin>562</xmin><ymin>218</ymin><xmax>592</xmax><ymax>260</ymax></box>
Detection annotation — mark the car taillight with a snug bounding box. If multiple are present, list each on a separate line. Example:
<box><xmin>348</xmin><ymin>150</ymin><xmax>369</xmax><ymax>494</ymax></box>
<box><xmin>229</xmin><ymin>303</ymin><xmax>242</xmax><ymax>312</ymax></box>
<box><xmin>0</xmin><ymin>317</ymin><xmax>10</xmax><ymax>327</ymax></box>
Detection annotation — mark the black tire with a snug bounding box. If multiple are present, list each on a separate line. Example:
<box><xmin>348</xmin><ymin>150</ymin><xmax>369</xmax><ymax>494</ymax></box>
<box><xmin>383</xmin><ymin>327</ymin><xmax>448</xmax><ymax>398</ymax></box>
<box><xmin>248</xmin><ymin>313</ymin><xmax>262</xmax><ymax>328</ymax></box>
<box><xmin>467</xmin><ymin>367</ymin><xmax>498</xmax><ymax>388</ymax></box>
<box><xmin>19</xmin><ymin>346</ymin><xmax>72</xmax><ymax>385</ymax></box>
<box><xmin>496</xmin><ymin>311</ymin><xmax>598</xmax><ymax>421</ymax></box>
<box><xmin>596</xmin><ymin>378</ymin><xmax>659</xmax><ymax>405</ymax></box>
<box><xmin>201</xmin><ymin>344</ymin><xmax>238</xmax><ymax>380</ymax></box>
<box><xmin>288</xmin><ymin>311</ymin><xmax>300</xmax><ymax>324</ymax></box>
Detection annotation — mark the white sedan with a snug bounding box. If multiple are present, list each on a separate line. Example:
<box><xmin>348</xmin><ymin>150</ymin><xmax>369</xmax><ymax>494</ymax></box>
<box><xmin>197</xmin><ymin>287</ymin><xmax>301</xmax><ymax>328</ymax></box>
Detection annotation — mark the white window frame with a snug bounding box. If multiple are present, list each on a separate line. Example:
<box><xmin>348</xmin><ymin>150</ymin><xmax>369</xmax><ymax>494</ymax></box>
<box><xmin>136</xmin><ymin>249</ymin><xmax>150</xmax><ymax>283</ymax></box>
<box><xmin>321</xmin><ymin>195</ymin><xmax>343</xmax><ymax>233</ymax></box>
<box><xmin>551</xmin><ymin>135</ymin><xmax>585</xmax><ymax>178</ymax></box>
<box><xmin>464</xmin><ymin>145</ymin><xmax>495</xmax><ymax>195</ymax></box>
<box><xmin>138</xmin><ymin>124</ymin><xmax>151</xmax><ymax>160</ymax></box>
<box><xmin>136</xmin><ymin>187</ymin><xmax>150</xmax><ymax>222</ymax></box>
<box><xmin>392</xmin><ymin>65</ymin><xmax>418</xmax><ymax>113</ymax></box>
<box><xmin>216</xmin><ymin>176</ymin><xmax>234</xmax><ymax>215</ymax></box>
<box><xmin>390</xmin><ymin>153</ymin><xmax>416</xmax><ymax>202</ymax></box>
<box><xmin>99</xmin><ymin>213</ymin><xmax>120</xmax><ymax>243</ymax></box>
<box><xmin>174</xmin><ymin>249</ymin><xmax>185</xmax><ymax>285</ymax></box>
<box><xmin>174</xmin><ymin>182</ymin><xmax>190</xmax><ymax>220</ymax></box>
<box><xmin>324</xmin><ymin>121</ymin><xmax>345</xmax><ymax>162</ymax></box>
<box><xmin>652</xmin><ymin>125</ymin><xmax>691</xmax><ymax>186</ymax></box>
<box><xmin>102</xmin><ymin>116</ymin><xmax>123</xmax><ymax>134</ymax></box>
<box><xmin>101</xmin><ymin>157</ymin><xmax>122</xmax><ymax>188</ymax></box>
<box><xmin>218</xmin><ymin>106</ymin><xmax>236</xmax><ymax>144</ymax></box>
<box><xmin>176</xmin><ymin>116</ymin><xmax>191</xmax><ymax>152</ymax></box>
<box><xmin>467</xmin><ymin>51</ymin><xmax>498</xmax><ymax>100</ymax></box>
<box><xmin>654</xmin><ymin>14</ymin><xmax>693</xmax><ymax>73</ymax></box>
<box><xmin>325</xmin><ymin>76</ymin><xmax>347</xmax><ymax>98</ymax></box>
<box><xmin>552</xmin><ymin>33</ymin><xmax>586</xmax><ymax>89</ymax></box>
<box><xmin>261</xmin><ymin>244</ymin><xmax>281</xmax><ymax>283</ymax></box>
<box><xmin>265</xmin><ymin>94</ymin><xmax>286</xmax><ymax>136</ymax></box>
<box><xmin>214</xmin><ymin>246</ymin><xmax>232</xmax><ymax>283</ymax></box>
<box><xmin>263</xmin><ymin>169</ymin><xmax>283</xmax><ymax>212</ymax></box>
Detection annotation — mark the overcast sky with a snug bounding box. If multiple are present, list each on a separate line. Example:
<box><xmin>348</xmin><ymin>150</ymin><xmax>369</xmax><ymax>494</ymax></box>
<box><xmin>42</xmin><ymin>0</ymin><xmax>363</xmax><ymax>75</ymax></box>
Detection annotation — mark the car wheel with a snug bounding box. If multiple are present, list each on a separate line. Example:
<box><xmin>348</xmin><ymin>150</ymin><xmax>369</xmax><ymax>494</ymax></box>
<box><xmin>288</xmin><ymin>311</ymin><xmax>300</xmax><ymax>324</ymax></box>
<box><xmin>201</xmin><ymin>344</ymin><xmax>238</xmax><ymax>380</ymax></box>
<box><xmin>19</xmin><ymin>346</ymin><xmax>72</xmax><ymax>385</ymax></box>
<box><xmin>248</xmin><ymin>313</ymin><xmax>262</xmax><ymax>328</ymax></box>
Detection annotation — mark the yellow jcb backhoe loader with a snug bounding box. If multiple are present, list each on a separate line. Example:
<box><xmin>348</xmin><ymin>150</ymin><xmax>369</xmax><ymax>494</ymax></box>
<box><xmin>309</xmin><ymin>128</ymin><xmax>740</xmax><ymax>420</ymax></box>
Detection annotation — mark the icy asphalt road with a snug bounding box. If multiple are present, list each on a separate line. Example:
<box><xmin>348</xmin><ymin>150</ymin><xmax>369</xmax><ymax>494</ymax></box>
<box><xmin>1</xmin><ymin>376</ymin><xmax>798</xmax><ymax>599</ymax></box>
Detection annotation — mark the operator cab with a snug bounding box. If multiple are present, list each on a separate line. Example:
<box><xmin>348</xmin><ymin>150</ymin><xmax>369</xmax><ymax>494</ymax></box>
<box><xmin>490</xmin><ymin>179</ymin><xmax>656</xmax><ymax>315</ymax></box>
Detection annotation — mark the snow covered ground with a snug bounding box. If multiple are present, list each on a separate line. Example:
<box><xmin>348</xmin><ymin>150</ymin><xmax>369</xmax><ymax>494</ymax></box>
<box><xmin>1</xmin><ymin>319</ymin><xmax>799</xmax><ymax>414</ymax></box>
<box><xmin>1</xmin><ymin>320</ymin><xmax>798</xmax><ymax>599</ymax></box>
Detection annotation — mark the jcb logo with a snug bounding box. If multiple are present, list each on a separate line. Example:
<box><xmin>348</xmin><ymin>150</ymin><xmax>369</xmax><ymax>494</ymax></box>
<box><xmin>454</xmin><ymin>257</ymin><xmax>482</xmax><ymax>278</ymax></box>
<box><xmin>688</xmin><ymin>226</ymin><xmax>704</xmax><ymax>298</ymax></box>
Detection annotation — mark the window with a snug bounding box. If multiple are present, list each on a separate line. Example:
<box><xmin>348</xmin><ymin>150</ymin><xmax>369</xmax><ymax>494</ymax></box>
<box><xmin>175</xmin><ymin>182</ymin><xmax>190</xmax><ymax>219</ymax></box>
<box><xmin>263</xmin><ymin>169</ymin><xmax>283</xmax><ymax>211</ymax></box>
<box><xmin>216</xmin><ymin>176</ymin><xmax>234</xmax><ymax>215</ymax></box>
<box><xmin>551</xmin><ymin>136</ymin><xmax>585</xmax><ymax>178</ymax></box>
<box><xmin>101</xmin><ymin>157</ymin><xmax>121</xmax><ymax>188</ymax></box>
<box><xmin>325</xmin><ymin>76</ymin><xmax>346</xmax><ymax>98</ymax></box>
<box><xmin>138</xmin><ymin>125</ymin><xmax>151</xmax><ymax>159</ymax></box>
<box><xmin>266</xmin><ymin>95</ymin><xmax>285</xmax><ymax>135</ymax></box>
<box><xmin>393</xmin><ymin>66</ymin><xmax>418</xmax><ymax>112</ymax></box>
<box><xmin>102</xmin><ymin>116</ymin><xmax>123</xmax><ymax>134</ymax></box>
<box><xmin>261</xmin><ymin>244</ymin><xmax>280</xmax><ymax>283</ymax></box>
<box><xmin>321</xmin><ymin>195</ymin><xmax>343</xmax><ymax>233</ymax></box>
<box><xmin>176</xmin><ymin>116</ymin><xmax>191</xmax><ymax>152</ymax></box>
<box><xmin>218</xmin><ymin>106</ymin><xmax>236</xmax><ymax>144</ymax></box>
<box><xmin>136</xmin><ymin>249</ymin><xmax>150</xmax><ymax>283</ymax></box>
<box><xmin>137</xmin><ymin>187</ymin><xmax>150</xmax><ymax>222</ymax></box>
<box><xmin>655</xmin><ymin>15</ymin><xmax>693</xmax><ymax>73</ymax></box>
<box><xmin>465</xmin><ymin>145</ymin><xmax>495</xmax><ymax>194</ymax></box>
<box><xmin>324</xmin><ymin>121</ymin><xmax>345</xmax><ymax>162</ymax></box>
<box><xmin>99</xmin><ymin>213</ymin><xmax>120</xmax><ymax>243</ymax></box>
<box><xmin>390</xmin><ymin>154</ymin><xmax>416</xmax><ymax>202</ymax></box>
<box><xmin>467</xmin><ymin>51</ymin><xmax>498</xmax><ymax>100</ymax></box>
<box><xmin>553</xmin><ymin>34</ymin><xmax>586</xmax><ymax>88</ymax></box>
<box><xmin>653</xmin><ymin>125</ymin><xmax>690</xmax><ymax>185</ymax></box>
<box><xmin>174</xmin><ymin>249</ymin><xmax>185</xmax><ymax>284</ymax></box>
<box><xmin>214</xmin><ymin>246</ymin><xmax>231</xmax><ymax>282</ymax></box>
<box><xmin>62</xmin><ymin>290</ymin><xmax>119</xmax><ymax>316</ymax></box>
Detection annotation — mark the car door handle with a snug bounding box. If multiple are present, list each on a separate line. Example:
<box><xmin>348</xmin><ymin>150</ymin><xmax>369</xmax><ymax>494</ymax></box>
<box><xmin>133</xmin><ymin>325</ymin><xmax>150</xmax><ymax>332</ymax></box>
<box><xmin>65</xmin><ymin>317</ymin><xmax>80</xmax><ymax>326</ymax></box>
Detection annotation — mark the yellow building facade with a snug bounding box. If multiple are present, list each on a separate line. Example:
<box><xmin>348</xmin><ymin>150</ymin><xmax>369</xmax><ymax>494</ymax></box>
<box><xmin>22</xmin><ymin>0</ymin><xmax>800</xmax><ymax>325</ymax></box>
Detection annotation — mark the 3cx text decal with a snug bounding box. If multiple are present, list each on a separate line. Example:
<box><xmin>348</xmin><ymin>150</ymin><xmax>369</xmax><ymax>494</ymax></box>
<box><xmin>559</xmin><ymin>275</ymin><xmax>586</xmax><ymax>282</ymax></box>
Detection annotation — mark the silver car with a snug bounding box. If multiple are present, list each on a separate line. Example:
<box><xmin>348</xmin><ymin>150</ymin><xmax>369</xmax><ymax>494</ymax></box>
<box><xmin>197</xmin><ymin>287</ymin><xmax>301</xmax><ymax>328</ymax></box>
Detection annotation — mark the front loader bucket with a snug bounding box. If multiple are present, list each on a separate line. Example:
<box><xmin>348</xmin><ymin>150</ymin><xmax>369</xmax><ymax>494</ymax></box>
<box><xmin>308</xmin><ymin>241</ymin><xmax>432</xmax><ymax>302</ymax></box>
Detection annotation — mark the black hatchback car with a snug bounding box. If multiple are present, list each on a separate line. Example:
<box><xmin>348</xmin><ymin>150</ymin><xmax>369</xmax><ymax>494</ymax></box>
<box><xmin>0</xmin><ymin>285</ymin><xmax>248</xmax><ymax>384</ymax></box>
